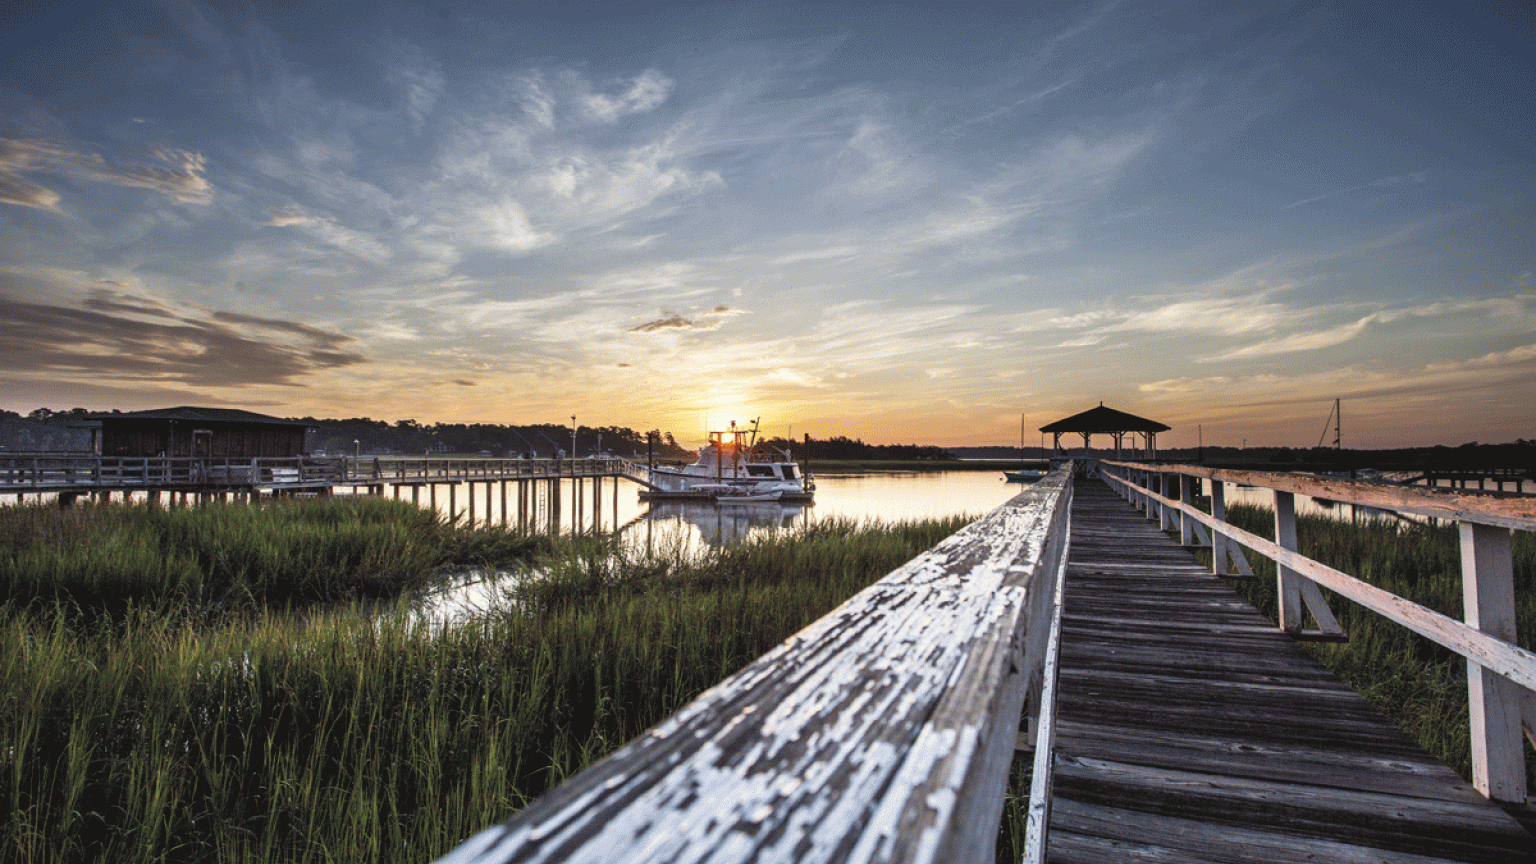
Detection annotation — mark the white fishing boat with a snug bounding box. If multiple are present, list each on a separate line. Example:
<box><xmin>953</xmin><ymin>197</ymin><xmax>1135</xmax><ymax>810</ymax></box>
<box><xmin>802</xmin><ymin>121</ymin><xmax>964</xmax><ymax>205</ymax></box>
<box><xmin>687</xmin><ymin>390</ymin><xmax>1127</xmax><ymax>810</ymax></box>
<box><xmin>635</xmin><ymin>419</ymin><xmax>814</xmax><ymax>502</ymax></box>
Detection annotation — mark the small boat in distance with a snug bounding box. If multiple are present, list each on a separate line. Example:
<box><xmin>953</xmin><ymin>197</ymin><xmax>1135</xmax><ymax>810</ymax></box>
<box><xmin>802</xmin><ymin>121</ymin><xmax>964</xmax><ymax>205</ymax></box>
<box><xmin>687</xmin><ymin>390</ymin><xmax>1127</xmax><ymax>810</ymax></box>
<box><xmin>636</xmin><ymin>419</ymin><xmax>814</xmax><ymax>503</ymax></box>
<box><xmin>1004</xmin><ymin>413</ymin><xmax>1047</xmax><ymax>483</ymax></box>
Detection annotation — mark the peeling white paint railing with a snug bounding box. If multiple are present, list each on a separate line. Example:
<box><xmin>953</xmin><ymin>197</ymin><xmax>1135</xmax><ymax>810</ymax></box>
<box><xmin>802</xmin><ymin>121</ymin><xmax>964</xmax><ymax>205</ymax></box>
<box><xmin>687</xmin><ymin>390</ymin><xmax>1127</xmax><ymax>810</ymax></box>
<box><xmin>435</xmin><ymin>465</ymin><xmax>1075</xmax><ymax>864</ymax></box>
<box><xmin>1097</xmin><ymin>459</ymin><xmax>1536</xmax><ymax>805</ymax></box>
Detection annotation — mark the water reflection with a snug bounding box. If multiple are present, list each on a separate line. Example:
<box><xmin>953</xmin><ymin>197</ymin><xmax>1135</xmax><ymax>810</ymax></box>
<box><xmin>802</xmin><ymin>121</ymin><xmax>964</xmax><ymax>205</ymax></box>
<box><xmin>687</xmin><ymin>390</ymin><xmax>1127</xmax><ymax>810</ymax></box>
<box><xmin>623</xmin><ymin>499</ymin><xmax>808</xmax><ymax>549</ymax></box>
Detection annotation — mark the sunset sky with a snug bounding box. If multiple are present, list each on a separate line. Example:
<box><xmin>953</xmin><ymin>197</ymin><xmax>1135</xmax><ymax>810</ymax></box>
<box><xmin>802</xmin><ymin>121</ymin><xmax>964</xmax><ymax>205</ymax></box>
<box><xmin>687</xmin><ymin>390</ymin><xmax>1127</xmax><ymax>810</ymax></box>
<box><xmin>2</xmin><ymin>1</ymin><xmax>1532</xmax><ymax>449</ymax></box>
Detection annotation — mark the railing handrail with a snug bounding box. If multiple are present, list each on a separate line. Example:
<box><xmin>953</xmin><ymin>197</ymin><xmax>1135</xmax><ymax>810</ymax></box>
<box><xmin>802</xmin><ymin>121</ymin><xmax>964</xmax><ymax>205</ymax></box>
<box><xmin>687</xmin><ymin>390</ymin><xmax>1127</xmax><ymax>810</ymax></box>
<box><xmin>1099</xmin><ymin>459</ymin><xmax>1536</xmax><ymax>531</ymax></box>
<box><xmin>1096</xmin><ymin>460</ymin><xmax>1533</xmax><ymax>804</ymax></box>
<box><xmin>436</xmin><ymin>465</ymin><xmax>1076</xmax><ymax>864</ymax></box>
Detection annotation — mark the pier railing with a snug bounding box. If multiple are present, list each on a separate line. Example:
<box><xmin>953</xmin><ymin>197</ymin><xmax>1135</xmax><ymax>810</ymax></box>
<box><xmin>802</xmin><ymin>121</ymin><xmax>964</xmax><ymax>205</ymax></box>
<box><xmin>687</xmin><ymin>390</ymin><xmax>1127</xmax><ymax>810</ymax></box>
<box><xmin>1096</xmin><ymin>459</ymin><xmax>1536</xmax><ymax>804</ymax></box>
<box><xmin>436</xmin><ymin>464</ymin><xmax>1076</xmax><ymax>864</ymax></box>
<box><xmin>0</xmin><ymin>454</ymin><xmax>343</xmax><ymax>491</ymax></box>
<box><xmin>337</xmin><ymin>456</ymin><xmax>629</xmax><ymax>484</ymax></box>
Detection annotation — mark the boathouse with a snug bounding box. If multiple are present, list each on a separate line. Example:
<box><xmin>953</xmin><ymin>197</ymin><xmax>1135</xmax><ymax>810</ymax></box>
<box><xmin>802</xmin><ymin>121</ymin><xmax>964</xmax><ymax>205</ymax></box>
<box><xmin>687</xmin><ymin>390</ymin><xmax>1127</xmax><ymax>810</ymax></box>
<box><xmin>1041</xmin><ymin>403</ymin><xmax>1169</xmax><ymax>459</ymax></box>
<box><xmin>83</xmin><ymin>407</ymin><xmax>312</xmax><ymax>459</ymax></box>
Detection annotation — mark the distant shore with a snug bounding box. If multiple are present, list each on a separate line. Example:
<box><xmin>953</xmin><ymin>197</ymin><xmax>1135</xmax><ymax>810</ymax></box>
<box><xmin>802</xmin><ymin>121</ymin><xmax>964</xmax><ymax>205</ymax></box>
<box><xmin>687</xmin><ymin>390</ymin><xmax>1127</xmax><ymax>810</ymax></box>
<box><xmin>803</xmin><ymin>458</ymin><xmax>1048</xmax><ymax>475</ymax></box>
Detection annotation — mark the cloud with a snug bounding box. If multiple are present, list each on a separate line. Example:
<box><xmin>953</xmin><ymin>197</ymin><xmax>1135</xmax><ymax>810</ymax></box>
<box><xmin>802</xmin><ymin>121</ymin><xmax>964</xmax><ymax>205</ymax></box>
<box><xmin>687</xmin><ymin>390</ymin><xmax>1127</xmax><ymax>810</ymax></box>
<box><xmin>263</xmin><ymin>207</ymin><xmax>391</xmax><ymax>260</ymax></box>
<box><xmin>1281</xmin><ymin>187</ymin><xmax>1355</xmax><ymax>210</ymax></box>
<box><xmin>388</xmin><ymin>48</ymin><xmax>446</xmax><ymax>133</ymax></box>
<box><xmin>1199</xmin><ymin>315</ymin><xmax>1375</xmax><ymax>361</ymax></box>
<box><xmin>629</xmin><ymin>313</ymin><xmax>714</xmax><ymax>333</ymax></box>
<box><xmin>1425</xmin><ymin>343</ymin><xmax>1536</xmax><ymax>373</ymax></box>
<box><xmin>0</xmin><ymin>271</ymin><xmax>363</xmax><ymax>388</ymax></box>
<box><xmin>1373</xmin><ymin>171</ymin><xmax>1428</xmax><ymax>188</ymax></box>
<box><xmin>579</xmin><ymin>69</ymin><xmax>673</xmax><ymax>124</ymax></box>
<box><xmin>626</xmin><ymin>305</ymin><xmax>741</xmax><ymax>334</ymax></box>
<box><xmin>0</xmin><ymin>137</ymin><xmax>213</xmax><ymax>208</ymax></box>
<box><xmin>1138</xmin><ymin>376</ymin><xmax>1232</xmax><ymax>395</ymax></box>
<box><xmin>1097</xmin><ymin>294</ymin><xmax>1294</xmax><ymax>337</ymax></box>
<box><xmin>1281</xmin><ymin>172</ymin><xmax>1428</xmax><ymax>210</ymax></box>
<box><xmin>0</xmin><ymin>172</ymin><xmax>63</xmax><ymax>212</ymax></box>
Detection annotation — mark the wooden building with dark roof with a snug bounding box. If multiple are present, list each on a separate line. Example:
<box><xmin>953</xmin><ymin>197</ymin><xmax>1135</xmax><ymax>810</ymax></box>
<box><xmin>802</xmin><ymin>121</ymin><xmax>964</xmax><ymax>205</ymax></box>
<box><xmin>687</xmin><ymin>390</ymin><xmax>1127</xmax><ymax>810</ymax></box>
<box><xmin>1040</xmin><ymin>403</ymin><xmax>1170</xmax><ymax>459</ymax></box>
<box><xmin>83</xmin><ymin>407</ymin><xmax>312</xmax><ymax>459</ymax></box>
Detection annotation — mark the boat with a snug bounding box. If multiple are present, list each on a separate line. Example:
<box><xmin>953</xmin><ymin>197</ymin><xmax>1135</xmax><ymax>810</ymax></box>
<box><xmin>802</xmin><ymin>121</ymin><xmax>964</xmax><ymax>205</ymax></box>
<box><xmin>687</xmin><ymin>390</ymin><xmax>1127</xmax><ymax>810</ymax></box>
<box><xmin>634</xmin><ymin>419</ymin><xmax>814</xmax><ymax>503</ymax></box>
<box><xmin>1004</xmin><ymin>413</ymin><xmax>1048</xmax><ymax>483</ymax></box>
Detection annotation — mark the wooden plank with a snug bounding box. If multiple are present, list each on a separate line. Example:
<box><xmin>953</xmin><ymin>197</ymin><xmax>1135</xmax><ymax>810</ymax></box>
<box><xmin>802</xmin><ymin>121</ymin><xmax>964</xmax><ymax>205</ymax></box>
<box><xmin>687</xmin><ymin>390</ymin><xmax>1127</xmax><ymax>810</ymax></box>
<box><xmin>1049</xmin><ymin>800</ymin><xmax>1514</xmax><ymax>864</ymax></box>
<box><xmin>436</xmin><ymin>469</ymin><xmax>1075</xmax><ymax>864</ymax></box>
<box><xmin>1055</xmin><ymin>754</ymin><xmax>1524</xmax><ymax>854</ymax></box>
<box><xmin>1053</xmin><ymin>721</ymin><xmax>1479</xmax><ymax>803</ymax></box>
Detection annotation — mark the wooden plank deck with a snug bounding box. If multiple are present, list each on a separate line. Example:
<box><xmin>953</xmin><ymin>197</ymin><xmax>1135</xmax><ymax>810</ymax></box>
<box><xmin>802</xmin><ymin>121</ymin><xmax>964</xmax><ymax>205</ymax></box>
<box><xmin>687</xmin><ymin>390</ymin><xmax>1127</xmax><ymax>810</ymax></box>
<box><xmin>1047</xmin><ymin>477</ymin><xmax>1536</xmax><ymax>863</ymax></box>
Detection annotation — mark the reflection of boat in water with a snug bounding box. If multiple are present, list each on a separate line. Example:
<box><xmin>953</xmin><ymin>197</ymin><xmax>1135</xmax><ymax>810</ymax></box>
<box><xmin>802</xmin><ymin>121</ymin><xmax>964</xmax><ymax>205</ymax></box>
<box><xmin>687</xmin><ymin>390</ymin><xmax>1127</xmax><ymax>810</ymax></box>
<box><xmin>635</xmin><ymin>419</ymin><xmax>814</xmax><ymax>502</ymax></box>
<box><xmin>624</xmin><ymin>499</ymin><xmax>806</xmax><ymax>546</ymax></box>
<box><xmin>711</xmin><ymin>489</ymin><xmax>784</xmax><ymax>504</ymax></box>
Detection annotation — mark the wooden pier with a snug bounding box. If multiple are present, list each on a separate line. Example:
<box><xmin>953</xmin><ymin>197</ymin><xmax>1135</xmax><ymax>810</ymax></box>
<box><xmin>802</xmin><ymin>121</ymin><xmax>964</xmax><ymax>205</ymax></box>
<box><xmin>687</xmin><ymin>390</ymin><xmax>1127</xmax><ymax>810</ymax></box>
<box><xmin>1048</xmin><ymin>478</ymin><xmax>1533</xmax><ymax>862</ymax></box>
<box><xmin>432</xmin><ymin>462</ymin><xmax>1535</xmax><ymax>863</ymax></box>
<box><xmin>0</xmin><ymin>454</ymin><xmax>654</xmax><ymax>517</ymax></box>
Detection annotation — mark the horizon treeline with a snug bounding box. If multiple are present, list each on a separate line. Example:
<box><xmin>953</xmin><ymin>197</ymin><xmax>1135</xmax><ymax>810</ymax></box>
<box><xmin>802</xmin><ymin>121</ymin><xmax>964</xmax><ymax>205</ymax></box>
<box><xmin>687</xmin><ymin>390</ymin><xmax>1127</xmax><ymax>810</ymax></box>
<box><xmin>0</xmin><ymin>408</ymin><xmax>699</xmax><ymax>459</ymax></box>
<box><xmin>758</xmin><ymin>435</ymin><xmax>952</xmax><ymax>461</ymax></box>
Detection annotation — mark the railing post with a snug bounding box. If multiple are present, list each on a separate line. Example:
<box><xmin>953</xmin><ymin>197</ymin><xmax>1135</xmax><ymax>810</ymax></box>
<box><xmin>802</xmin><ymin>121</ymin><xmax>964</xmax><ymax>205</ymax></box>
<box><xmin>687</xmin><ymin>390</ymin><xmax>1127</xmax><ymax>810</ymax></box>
<box><xmin>1460</xmin><ymin>522</ymin><xmax>1526</xmax><ymax>803</ymax></box>
<box><xmin>1178</xmin><ymin>474</ymin><xmax>1194</xmax><ymax>546</ymax></box>
<box><xmin>1157</xmin><ymin>472</ymin><xmax>1171</xmax><ymax>531</ymax></box>
<box><xmin>1210</xmin><ymin>479</ymin><xmax>1230</xmax><ymax>575</ymax></box>
<box><xmin>1274</xmin><ymin>491</ymin><xmax>1304</xmax><ymax>634</ymax></box>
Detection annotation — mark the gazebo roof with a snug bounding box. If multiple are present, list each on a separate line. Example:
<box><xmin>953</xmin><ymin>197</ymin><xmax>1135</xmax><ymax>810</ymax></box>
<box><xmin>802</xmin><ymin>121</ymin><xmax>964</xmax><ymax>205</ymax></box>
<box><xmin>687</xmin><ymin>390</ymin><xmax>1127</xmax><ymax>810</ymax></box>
<box><xmin>1039</xmin><ymin>404</ymin><xmax>1170</xmax><ymax>434</ymax></box>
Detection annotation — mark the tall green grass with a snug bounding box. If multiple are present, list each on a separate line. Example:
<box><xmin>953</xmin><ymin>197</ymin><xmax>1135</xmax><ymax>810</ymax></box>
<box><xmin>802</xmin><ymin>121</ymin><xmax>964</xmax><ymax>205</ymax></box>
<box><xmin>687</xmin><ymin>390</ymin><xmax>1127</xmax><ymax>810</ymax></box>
<box><xmin>0</xmin><ymin>498</ymin><xmax>552</xmax><ymax>615</ymax></box>
<box><xmin>1202</xmin><ymin>502</ymin><xmax>1536</xmax><ymax>788</ymax></box>
<box><xmin>2</xmin><ymin>506</ymin><xmax>972</xmax><ymax>864</ymax></box>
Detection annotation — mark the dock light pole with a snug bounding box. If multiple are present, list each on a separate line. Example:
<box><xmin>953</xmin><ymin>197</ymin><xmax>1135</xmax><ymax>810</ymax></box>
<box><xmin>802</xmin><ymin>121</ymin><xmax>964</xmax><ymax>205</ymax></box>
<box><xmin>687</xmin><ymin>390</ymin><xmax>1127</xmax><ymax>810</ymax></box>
<box><xmin>571</xmin><ymin>416</ymin><xmax>577</xmax><ymax>459</ymax></box>
<box><xmin>354</xmin><ymin>439</ymin><xmax>359</xmax><ymax>459</ymax></box>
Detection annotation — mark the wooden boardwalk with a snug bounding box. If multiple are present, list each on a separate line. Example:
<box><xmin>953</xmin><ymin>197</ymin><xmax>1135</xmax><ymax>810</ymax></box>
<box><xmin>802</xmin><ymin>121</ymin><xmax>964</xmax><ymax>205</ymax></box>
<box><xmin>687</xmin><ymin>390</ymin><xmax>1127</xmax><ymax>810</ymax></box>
<box><xmin>1046</xmin><ymin>478</ymin><xmax>1535</xmax><ymax>862</ymax></box>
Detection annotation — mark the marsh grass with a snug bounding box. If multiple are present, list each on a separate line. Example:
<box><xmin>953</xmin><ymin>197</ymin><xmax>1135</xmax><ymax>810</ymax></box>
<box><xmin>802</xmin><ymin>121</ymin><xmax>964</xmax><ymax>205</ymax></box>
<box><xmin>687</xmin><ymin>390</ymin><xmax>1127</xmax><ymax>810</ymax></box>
<box><xmin>1192</xmin><ymin>502</ymin><xmax>1536</xmax><ymax>788</ymax></box>
<box><xmin>0</xmin><ymin>498</ymin><xmax>553</xmax><ymax>617</ymax></box>
<box><xmin>2</xmin><ymin>503</ymin><xmax>973</xmax><ymax>864</ymax></box>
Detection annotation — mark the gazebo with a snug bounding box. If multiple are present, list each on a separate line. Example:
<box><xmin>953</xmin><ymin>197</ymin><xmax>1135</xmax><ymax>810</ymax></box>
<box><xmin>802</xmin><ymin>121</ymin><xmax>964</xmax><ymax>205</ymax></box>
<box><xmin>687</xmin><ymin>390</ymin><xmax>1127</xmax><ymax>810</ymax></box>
<box><xmin>1040</xmin><ymin>403</ymin><xmax>1170</xmax><ymax>460</ymax></box>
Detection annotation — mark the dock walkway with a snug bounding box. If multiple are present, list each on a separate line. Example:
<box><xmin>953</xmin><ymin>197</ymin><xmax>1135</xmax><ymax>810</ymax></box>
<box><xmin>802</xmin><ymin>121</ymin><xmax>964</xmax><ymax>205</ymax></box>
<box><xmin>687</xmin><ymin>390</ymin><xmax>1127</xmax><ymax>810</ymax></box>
<box><xmin>1047</xmin><ymin>478</ymin><xmax>1535</xmax><ymax>862</ymax></box>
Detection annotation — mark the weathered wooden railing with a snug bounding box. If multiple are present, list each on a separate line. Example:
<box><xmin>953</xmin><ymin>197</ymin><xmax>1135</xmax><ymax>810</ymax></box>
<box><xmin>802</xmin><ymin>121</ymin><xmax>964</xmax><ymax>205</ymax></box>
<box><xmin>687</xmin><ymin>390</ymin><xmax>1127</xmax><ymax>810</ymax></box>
<box><xmin>0</xmin><ymin>454</ymin><xmax>343</xmax><ymax>490</ymax></box>
<box><xmin>435</xmin><ymin>465</ymin><xmax>1075</xmax><ymax>864</ymax></box>
<box><xmin>1097</xmin><ymin>459</ymin><xmax>1536</xmax><ymax>804</ymax></box>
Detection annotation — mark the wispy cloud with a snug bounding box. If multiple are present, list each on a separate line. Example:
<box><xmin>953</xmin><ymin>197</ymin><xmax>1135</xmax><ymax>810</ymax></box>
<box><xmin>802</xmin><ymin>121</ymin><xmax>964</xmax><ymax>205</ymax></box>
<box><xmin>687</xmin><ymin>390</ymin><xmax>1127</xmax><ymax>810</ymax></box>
<box><xmin>1199</xmin><ymin>315</ymin><xmax>1375</xmax><ymax>361</ymax></box>
<box><xmin>0</xmin><ymin>137</ymin><xmax>212</xmax><ymax>209</ymax></box>
<box><xmin>0</xmin><ymin>270</ymin><xmax>363</xmax><ymax>388</ymax></box>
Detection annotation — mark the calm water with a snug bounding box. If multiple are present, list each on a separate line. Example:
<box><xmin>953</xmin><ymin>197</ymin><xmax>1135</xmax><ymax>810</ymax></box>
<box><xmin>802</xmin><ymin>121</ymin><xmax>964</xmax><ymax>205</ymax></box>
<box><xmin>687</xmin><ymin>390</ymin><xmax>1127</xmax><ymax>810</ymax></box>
<box><xmin>342</xmin><ymin>469</ymin><xmax>1023</xmax><ymax>548</ymax></box>
<box><xmin>399</xmin><ymin>470</ymin><xmax>1025</xmax><ymax>625</ymax></box>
